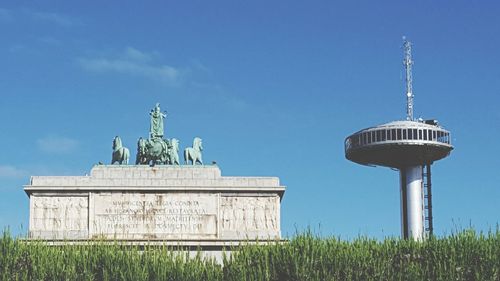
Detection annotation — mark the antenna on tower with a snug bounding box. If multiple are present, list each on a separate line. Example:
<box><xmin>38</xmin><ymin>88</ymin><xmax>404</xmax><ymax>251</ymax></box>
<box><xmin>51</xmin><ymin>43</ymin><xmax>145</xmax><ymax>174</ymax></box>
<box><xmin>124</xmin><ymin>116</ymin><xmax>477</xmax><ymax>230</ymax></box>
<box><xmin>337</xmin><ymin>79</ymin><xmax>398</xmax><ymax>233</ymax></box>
<box><xmin>403</xmin><ymin>36</ymin><xmax>414</xmax><ymax>121</ymax></box>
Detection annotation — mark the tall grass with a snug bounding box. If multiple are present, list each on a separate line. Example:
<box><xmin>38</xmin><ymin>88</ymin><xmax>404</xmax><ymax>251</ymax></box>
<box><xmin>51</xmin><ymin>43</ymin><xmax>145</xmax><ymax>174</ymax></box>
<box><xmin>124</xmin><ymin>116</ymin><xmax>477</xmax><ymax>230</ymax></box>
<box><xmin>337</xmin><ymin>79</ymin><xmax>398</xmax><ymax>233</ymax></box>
<box><xmin>0</xmin><ymin>231</ymin><xmax>222</xmax><ymax>281</ymax></box>
<box><xmin>1</xmin><ymin>230</ymin><xmax>499</xmax><ymax>280</ymax></box>
<box><xmin>224</xmin><ymin>230</ymin><xmax>500</xmax><ymax>281</ymax></box>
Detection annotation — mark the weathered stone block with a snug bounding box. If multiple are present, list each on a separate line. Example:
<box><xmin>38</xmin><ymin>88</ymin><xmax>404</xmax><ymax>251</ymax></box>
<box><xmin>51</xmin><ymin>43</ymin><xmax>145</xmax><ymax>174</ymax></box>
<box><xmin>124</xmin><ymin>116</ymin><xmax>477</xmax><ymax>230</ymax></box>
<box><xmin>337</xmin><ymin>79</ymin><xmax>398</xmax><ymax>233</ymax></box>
<box><xmin>24</xmin><ymin>165</ymin><xmax>285</xmax><ymax>243</ymax></box>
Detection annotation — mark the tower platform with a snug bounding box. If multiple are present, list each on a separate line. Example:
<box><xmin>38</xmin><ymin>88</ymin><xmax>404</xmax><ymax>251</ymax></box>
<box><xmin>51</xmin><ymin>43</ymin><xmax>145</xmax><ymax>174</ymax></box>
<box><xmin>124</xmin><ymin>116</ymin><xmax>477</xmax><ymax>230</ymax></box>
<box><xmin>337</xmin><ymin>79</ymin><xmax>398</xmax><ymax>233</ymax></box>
<box><xmin>345</xmin><ymin>120</ymin><xmax>453</xmax><ymax>168</ymax></box>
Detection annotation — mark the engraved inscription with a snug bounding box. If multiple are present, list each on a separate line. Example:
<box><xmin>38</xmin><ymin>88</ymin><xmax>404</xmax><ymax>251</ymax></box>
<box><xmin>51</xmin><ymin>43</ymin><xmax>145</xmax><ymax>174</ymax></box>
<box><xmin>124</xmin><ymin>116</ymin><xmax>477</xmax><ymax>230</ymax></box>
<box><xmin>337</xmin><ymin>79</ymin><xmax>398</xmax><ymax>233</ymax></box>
<box><xmin>93</xmin><ymin>193</ymin><xmax>217</xmax><ymax>239</ymax></box>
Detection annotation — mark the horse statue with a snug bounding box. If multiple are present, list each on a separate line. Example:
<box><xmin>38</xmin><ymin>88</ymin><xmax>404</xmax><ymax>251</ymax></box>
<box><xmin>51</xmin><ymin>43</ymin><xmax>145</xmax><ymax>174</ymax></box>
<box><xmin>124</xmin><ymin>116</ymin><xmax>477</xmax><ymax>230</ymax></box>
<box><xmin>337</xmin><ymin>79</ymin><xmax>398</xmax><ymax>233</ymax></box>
<box><xmin>167</xmin><ymin>138</ymin><xmax>180</xmax><ymax>165</ymax></box>
<box><xmin>184</xmin><ymin>137</ymin><xmax>203</xmax><ymax>165</ymax></box>
<box><xmin>111</xmin><ymin>136</ymin><xmax>130</xmax><ymax>165</ymax></box>
<box><xmin>135</xmin><ymin>137</ymin><xmax>148</xmax><ymax>165</ymax></box>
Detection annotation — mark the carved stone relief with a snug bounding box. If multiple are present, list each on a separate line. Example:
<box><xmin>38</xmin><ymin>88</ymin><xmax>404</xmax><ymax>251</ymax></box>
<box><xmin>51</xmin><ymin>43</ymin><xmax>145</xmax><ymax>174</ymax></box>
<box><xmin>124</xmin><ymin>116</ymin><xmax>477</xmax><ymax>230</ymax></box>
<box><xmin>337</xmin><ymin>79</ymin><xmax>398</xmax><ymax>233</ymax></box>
<box><xmin>31</xmin><ymin>196</ymin><xmax>88</xmax><ymax>233</ymax></box>
<box><xmin>220</xmin><ymin>196</ymin><xmax>278</xmax><ymax>232</ymax></box>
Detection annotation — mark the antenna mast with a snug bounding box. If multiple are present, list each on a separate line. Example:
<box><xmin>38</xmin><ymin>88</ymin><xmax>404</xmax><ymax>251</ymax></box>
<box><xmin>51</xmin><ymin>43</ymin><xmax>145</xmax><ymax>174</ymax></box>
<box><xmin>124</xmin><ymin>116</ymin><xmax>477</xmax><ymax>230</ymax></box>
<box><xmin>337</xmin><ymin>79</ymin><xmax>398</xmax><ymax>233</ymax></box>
<box><xmin>403</xmin><ymin>37</ymin><xmax>414</xmax><ymax>121</ymax></box>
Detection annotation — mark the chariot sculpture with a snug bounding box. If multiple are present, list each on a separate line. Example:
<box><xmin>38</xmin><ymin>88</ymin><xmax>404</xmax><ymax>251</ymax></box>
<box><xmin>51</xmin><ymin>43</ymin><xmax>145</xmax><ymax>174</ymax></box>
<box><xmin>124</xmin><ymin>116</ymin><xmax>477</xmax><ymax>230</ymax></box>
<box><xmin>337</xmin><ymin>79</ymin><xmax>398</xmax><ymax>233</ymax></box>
<box><xmin>135</xmin><ymin>137</ymin><xmax>180</xmax><ymax>166</ymax></box>
<box><xmin>114</xmin><ymin>102</ymin><xmax>202</xmax><ymax>166</ymax></box>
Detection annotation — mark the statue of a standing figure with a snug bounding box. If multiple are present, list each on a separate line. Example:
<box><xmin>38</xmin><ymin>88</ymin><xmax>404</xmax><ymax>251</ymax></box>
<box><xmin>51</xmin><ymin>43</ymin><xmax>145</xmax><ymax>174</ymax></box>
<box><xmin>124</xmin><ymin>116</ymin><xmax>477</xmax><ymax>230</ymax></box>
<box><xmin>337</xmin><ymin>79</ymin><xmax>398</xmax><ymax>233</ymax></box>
<box><xmin>150</xmin><ymin>103</ymin><xmax>166</xmax><ymax>139</ymax></box>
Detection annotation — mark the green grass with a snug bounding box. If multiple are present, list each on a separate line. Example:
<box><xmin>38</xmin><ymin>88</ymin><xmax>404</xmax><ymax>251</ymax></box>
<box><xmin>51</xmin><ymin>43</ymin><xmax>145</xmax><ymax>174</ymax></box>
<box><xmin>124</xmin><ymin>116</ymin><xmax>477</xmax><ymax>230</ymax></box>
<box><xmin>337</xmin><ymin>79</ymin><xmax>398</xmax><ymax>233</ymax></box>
<box><xmin>1</xmin><ymin>230</ymin><xmax>499</xmax><ymax>280</ymax></box>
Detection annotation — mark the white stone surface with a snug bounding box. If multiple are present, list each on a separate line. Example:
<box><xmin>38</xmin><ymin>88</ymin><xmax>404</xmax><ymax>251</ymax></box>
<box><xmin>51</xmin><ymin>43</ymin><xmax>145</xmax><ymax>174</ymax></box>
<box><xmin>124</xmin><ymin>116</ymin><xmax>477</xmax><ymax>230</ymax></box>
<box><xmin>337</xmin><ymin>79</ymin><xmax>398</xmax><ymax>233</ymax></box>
<box><xmin>27</xmin><ymin>165</ymin><xmax>282</xmax><ymax>189</ymax></box>
<box><xmin>25</xmin><ymin>165</ymin><xmax>285</xmax><ymax>241</ymax></box>
<box><xmin>91</xmin><ymin>193</ymin><xmax>218</xmax><ymax>239</ymax></box>
<box><xmin>30</xmin><ymin>196</ymin><xmax>88</xmax><ymax>239</ymax></box>
<box><xmin>220</xmin><ymin>196</ymin><xmax>280</xmax><ymax>239</ymax></box>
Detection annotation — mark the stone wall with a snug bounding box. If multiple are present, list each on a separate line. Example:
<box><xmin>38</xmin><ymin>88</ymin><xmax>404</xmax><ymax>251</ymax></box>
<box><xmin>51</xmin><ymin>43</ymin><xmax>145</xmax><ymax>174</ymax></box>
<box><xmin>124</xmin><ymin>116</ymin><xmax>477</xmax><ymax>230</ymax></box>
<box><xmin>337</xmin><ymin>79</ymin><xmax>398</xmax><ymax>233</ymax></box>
<box><xmin>25</xmin><ymin>165</ymin><xmax>285</xmax><ymax>241</ymax></box>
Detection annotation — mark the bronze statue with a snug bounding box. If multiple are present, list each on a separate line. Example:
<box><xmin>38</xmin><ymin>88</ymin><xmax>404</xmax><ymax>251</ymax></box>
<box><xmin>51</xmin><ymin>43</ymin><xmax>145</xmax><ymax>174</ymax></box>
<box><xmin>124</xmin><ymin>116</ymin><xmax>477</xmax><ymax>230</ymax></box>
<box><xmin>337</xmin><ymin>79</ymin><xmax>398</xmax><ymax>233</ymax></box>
<box><xmin>111</xmin><ymin>136</ymin><xmax>130</xmax><ymax>165</ymax></box>
<box><xmin>184</xmin><ymin>137</ymin><xmax>203</xmax><ymax>165</ymax></box>
<box><xmin>168</xmin><ymin>138</ymin><xmax>180</xmax><ymax>165</ymax></box>
<box><xmin>133</xmin><ymin>103</ymin><xmax>204</xmax><ymax>166</ymax></box>
<box><xmin>149</xmin><ymin>103</ymin><xmax>166</xmax><ymax>139</ymax></box>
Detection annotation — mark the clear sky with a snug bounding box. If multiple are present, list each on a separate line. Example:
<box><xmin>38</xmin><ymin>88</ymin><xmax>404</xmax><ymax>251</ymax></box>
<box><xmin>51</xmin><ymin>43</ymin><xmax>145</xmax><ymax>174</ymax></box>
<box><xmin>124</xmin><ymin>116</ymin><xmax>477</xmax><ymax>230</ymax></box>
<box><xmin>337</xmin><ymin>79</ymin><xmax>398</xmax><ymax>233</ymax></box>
<box><xmin>1</xmin><ymin>1</ymin><xmax>499</xmax><ymax>239</ymax></box>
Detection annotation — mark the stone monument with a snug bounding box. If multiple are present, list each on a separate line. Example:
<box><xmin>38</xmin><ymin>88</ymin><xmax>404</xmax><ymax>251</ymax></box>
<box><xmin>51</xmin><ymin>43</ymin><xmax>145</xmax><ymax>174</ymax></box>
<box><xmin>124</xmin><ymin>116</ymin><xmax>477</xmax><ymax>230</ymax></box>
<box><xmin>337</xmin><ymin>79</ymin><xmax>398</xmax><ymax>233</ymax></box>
<box><xmin>24</xmin><ymin>103</ymin><xmax>286</xmax><ymax>260</ymax></box>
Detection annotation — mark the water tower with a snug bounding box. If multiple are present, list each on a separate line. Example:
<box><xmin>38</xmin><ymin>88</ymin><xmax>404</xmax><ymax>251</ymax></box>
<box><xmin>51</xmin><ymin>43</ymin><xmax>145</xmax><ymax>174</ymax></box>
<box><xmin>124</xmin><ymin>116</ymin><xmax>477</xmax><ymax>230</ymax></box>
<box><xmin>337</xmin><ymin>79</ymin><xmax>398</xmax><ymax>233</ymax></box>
<box><xmin>344</xmin><ymin>38</ymin><xmax>453</xmax><ymax>240</ymax></box>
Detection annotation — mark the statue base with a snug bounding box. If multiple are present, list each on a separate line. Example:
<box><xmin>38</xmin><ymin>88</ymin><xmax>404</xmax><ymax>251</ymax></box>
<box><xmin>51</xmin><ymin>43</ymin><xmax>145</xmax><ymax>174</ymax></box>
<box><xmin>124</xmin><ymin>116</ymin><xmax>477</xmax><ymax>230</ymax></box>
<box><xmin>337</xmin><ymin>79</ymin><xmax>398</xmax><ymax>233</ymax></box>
<box><xmin>24</xmin><ymin>165</ymin><xmax>285</xmax><ymax>259</ymax></box>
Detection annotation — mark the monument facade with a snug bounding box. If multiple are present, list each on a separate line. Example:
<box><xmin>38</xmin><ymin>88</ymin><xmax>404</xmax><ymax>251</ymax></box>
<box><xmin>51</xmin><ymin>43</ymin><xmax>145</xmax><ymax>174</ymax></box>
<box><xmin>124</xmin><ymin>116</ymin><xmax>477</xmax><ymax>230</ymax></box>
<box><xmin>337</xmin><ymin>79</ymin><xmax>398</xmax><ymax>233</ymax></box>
<box><xmin>24</xmin><ymin>103</ymin><xmax>286</xmax><ymax>258</ymax></box>
<box><xmin>25</xmin><ymin>165</ymin><xmax>285</xmax><ymax>242</ymax></box>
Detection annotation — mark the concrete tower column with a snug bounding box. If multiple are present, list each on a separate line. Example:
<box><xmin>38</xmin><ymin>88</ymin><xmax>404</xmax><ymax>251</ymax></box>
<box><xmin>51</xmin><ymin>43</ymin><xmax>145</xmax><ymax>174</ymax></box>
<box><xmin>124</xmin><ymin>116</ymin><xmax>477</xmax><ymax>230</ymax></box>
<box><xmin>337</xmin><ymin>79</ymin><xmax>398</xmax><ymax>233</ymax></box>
<box><xmin>400</xmin><ymin>166</ymin><xmax>424</xmax><ymax>240</ymax></box>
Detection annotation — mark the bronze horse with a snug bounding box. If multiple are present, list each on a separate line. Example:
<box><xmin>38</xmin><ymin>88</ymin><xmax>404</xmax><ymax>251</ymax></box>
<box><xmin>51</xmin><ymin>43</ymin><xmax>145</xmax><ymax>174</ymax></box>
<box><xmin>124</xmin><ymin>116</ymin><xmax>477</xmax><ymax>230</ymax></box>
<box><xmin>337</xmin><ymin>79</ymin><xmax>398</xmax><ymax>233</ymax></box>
<box><xmin>111</xmin><ymin>136</ymin><xmax>130</xmax><ymax>165</ymax></box>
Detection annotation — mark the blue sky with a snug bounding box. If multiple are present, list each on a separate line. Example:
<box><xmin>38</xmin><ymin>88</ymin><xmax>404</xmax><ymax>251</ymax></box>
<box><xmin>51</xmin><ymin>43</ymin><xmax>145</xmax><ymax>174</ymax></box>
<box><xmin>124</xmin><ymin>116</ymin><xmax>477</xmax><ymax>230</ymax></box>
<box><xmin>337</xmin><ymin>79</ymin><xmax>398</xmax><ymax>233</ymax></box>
<box><xmin>1</xmin><ymin>1</ymin><xmax>499</xmax><ymax>239</ymax></box>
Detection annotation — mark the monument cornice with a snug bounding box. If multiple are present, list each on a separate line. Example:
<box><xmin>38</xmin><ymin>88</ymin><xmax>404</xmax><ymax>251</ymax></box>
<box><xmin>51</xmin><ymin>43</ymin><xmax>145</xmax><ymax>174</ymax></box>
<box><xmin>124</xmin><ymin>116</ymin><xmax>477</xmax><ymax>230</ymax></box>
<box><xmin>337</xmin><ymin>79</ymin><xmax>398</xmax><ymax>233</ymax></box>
<box><xmin>24</xmin><ymin>165</ymin><xmax>285</xmax><ymax>198</ymax></box>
